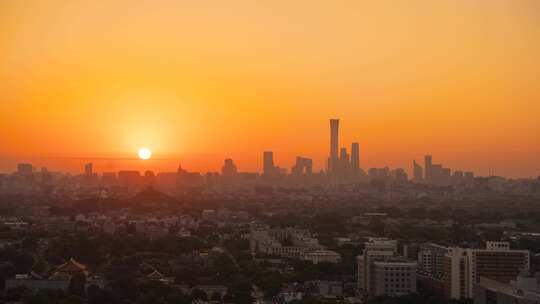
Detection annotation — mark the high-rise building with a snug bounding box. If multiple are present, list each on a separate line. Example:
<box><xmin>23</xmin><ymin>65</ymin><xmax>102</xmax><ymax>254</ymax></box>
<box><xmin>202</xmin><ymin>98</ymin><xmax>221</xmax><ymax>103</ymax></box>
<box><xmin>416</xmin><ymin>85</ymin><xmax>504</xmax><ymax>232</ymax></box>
<box><xmin>84</xmin><ymin>163</ymin><xmax>93</xmax><ymax>176</ymax></box>
<box><xmin>329</xmin><ymin>119</ymin><xmax>339</xmax><ymax>173</ymax></box>
<box><xmin>340</xmin><ymin>147</ymin><xmax>348</xmax><ymax>162</ymax></box>
<box><xmin>351</xmin><ymin>142</ymin><xmax>360</xmax><ymax>173</ymax></box>
<box><xmin>221</xmin><ymin>158</ymin><xmax>238</xmax><ymax>177</ymax></box>
<box><xmin>424</xmin><ymin>155</ymin><xmax>432</xmax><ymax>182</ymax></box>
<box><xmin>413</xmin><ymin>161</ymin><xmax>423</xmax><ymax>182</ymax></box>
<box><xmin>17</xmin><ymin>163</ymin><xmax>33</xmax><ymax>176</ymax></box>
<box><xmin>443</xmin><ymin>242</ymin><xmax>530</xmax><ymax>299</ymax></box>
<box><xmin>263</xmin><ymin>151</ymin><xmax>274</xmax><ymax>176</ymax></box>
<box><xmin>291</xmin><ymin>157</ymin><xmax>313</xmax><ymax>176</ymax></box>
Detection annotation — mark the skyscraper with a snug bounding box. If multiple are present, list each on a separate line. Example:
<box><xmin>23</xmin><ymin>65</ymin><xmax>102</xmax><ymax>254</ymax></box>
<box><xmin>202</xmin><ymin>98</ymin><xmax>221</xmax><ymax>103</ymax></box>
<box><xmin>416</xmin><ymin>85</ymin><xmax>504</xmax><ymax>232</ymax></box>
<box><xmin>351</xmin><ymin>142</ymin><xmax>360</xmax><ymax>173</ymax></box>
<box><xmin>221</xmin><ymin>158</ymin><xmax>238</xmax><ymax>177</ymax></box>
<box><xmin>84</xmin><ymin>163</ymin><xmax>93</xmax><ymax>176</ymax></box>
<box><xmin>424</xmin><ymin>155</ymin><xmax>432</xmax><ymax>182</ymax></box>
<box><xmin>291</xmin><ymin>156</ymin><xmax>313</xmax><ymax>176</ymax></box>
<box><xmin>340</xmin><ymin>147</ymin><xmax>348</xmax><ymax>162</ymax></box>
<box><xmin>17</xmin><ymin>163</ymin><xmax>33</xmax><ymax>176</ymax></box>
<box><xmin>329</xmin><ymin>119</ymin><xmax>339</xmax><ymax>172</ymax></box>
<box><xmin>413</xmin><ymin>160</ymin><xmax>423</xmax><ymax>182</ymax></box>
<box><xmin>263</xmin><ymin>151</ymin><xmax>274</xmax><ymax>176</ymax></box>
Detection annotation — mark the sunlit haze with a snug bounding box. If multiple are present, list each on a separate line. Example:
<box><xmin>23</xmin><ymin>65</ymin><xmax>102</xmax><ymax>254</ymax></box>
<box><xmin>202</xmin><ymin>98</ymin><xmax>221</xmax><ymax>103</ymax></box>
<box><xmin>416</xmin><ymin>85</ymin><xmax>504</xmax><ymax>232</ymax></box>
<box><xmin>1</xmin><ymin>0</ymin><xmax>539</xmax><ymax>177</ymax></box>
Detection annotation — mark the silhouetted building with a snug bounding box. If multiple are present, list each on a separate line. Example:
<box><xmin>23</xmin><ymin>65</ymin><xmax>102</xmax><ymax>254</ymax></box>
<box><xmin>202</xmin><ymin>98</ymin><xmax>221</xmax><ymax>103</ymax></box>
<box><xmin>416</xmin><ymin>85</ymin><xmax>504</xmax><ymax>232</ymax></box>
<box><xmin>391</xmin><ymin>168</ymin><xmax>408</xmax><ymax>184</ymax></box>
<box><xmin>329</xmin><ymin>119</ymin><xmax>340</xmax><ymax>173</ymax></box>
<box><xmin>177</xmin><ymin>163</ymin><xmax>204</xmax><ymax>188</ymax></box>
<box><xmin>291</xmin><ymin>157</ymin><xmax>313</xmax><ymax>176</ymax></box>
<box><xmin>424</xmin><ymin>155</ymin><xmax>432</xmax><ymax>183</ymax></box>
<box><xmin>413</xmin><ymin>160</ymin><xmax>423</xmax><ymax>182</ymax></box>
<box><xmin>262</xmin><ymin>151</ymin><xmax>281</xmax><ymax>179</ymax></box>
<box><xmin>221</xmin><ymin>158</ymin><xmax>238</xmax><ymax>177</ymax></box>
<box><xmin>351</xmin><ymin>142</ymin><xmax>360</xmax><ymax>174</ymax></box>
<box><xmin>84</xmin><ymin>163</ymin><xmax>93</xmax><ymax>176</ymax></box>
<box><xmin>17</xmin><ymin>163</ymin><xmax>33</xmax><ymax>176</ymax></box>
<box><xmin>263</xmin><ymin>151</ymin><xmax>274</xmax><ymax>175</ymax></box>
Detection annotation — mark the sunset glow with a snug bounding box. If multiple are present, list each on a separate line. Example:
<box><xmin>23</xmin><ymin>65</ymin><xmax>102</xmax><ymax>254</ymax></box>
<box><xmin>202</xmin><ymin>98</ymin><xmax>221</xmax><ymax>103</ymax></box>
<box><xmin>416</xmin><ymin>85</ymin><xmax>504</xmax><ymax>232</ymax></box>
<box><xmin>138</xmin><ymin>148</ymin><xmax>152</xmax><ymax>160</ymax></box>
<box><xmin>1</xmin><ymin>1</ymin><xmax>539</xmax><ymax>177</ymax></box>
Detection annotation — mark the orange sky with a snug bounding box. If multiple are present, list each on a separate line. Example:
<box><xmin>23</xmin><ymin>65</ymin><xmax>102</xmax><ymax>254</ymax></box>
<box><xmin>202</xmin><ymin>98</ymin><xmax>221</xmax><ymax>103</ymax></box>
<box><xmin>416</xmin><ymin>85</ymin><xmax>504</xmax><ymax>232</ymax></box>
<box><xmin>1</xmin><ymin>0</ymin><xmax>539</xmax><ymax>177</ymax></box>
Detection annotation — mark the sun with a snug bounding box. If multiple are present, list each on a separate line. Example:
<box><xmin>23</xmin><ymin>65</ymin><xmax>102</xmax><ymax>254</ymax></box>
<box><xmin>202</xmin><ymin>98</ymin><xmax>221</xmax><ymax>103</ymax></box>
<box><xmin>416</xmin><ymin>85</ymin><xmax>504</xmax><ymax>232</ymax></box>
<box><xmin>138</xmin><ymin>148</ymin><xmax>152</xmax><ymax>160</ymax></box>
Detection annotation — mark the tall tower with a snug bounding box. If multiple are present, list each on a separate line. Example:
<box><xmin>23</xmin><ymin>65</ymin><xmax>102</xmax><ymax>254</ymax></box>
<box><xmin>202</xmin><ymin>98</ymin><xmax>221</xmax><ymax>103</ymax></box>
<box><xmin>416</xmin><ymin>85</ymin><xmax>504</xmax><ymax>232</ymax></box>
<box><xmin>84</xmin><ymin>163</ymin><xmax>93</xmax><ymax>176</ymax></box>
<box><xmin>263</xmin><ymin>151</ymin><xmax>274</xmax><ymax>176</ymax></box>
<box><xmin>329</xmin><ymin>119</ymin><xmax>339</xmax><ymax>172</ymax></box>
<box><xmin>413</xmin><ymin>160</ymin><xmax>423</xmax><ymax>182</ymax></box>
<box><xmin>424</xmin><ymin>155</ymin><xmax>432</xmax><ymax>182</ymax></box>
<box><xmin>351</xmin><ymin>142</ymin><xmax>360</xmax><ymax>173</ymax></box>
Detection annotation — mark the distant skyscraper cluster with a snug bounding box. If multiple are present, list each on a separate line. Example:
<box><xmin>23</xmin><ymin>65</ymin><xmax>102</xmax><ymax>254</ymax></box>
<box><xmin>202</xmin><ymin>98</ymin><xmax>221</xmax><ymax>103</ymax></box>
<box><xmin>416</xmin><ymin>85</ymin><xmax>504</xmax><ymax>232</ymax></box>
<box><xmin>327</xmin><ymin>119</ymin><xmax>362</xmax><ymax>180</ymax></box>
<box><xmin>410</xmin><ymin>155</ymin><xmax>475</xmax><ymax>186</ymax></box>
<box><xmin>0</xmin><ymin>118</ymin><xmax>490</xmax><ymax>193</ymax></box>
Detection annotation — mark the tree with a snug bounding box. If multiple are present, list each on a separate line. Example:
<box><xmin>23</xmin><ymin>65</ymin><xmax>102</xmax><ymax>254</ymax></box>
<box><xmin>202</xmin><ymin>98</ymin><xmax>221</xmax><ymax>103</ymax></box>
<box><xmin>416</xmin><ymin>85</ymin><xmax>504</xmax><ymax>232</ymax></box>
<box><xmin>191</xmin><ymin>288</ymin><xmax>208</xmax><ymax>301</ymax></box>
<box><xmin>211</xmin><ymin>291</ymin><xmax>222</xmax><ymax>301</ymax></box>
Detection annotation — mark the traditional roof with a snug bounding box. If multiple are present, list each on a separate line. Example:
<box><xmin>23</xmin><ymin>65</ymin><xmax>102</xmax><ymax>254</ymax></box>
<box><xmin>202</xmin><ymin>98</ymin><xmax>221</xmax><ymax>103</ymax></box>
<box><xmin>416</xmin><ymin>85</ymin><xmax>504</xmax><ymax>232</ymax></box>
<box><xmin>50</xmin><ymin>258</ymin><xmax>89</xmax><ymax>278</ymax></box>
<box><xmin>147</xmin><ymin>270</ymin><xmax>164</xmax><ymax>280</ymax></box>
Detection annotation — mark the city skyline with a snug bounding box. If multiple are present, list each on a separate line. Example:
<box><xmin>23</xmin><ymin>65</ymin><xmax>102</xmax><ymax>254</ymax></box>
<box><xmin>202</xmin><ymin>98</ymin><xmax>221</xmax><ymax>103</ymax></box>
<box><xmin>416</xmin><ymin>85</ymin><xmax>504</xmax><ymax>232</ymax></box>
<box><xmin>0</xmin><ymin>117</ymin><xmax>537</xmax><ymax>179</ymax></box>
<box><xmin>2</xmin><ymin>1</ymin><xmax>540</xmax><ymax>178</ymax></box>
<box><xmin>0</xmin><ymin>114</ymin><xmax>536</xmax><ymax>182</ymax></box>
<box><xmin>0</xmin><ymin>118</ymin><xmax>514</xmax><ymax>182</ymax></box>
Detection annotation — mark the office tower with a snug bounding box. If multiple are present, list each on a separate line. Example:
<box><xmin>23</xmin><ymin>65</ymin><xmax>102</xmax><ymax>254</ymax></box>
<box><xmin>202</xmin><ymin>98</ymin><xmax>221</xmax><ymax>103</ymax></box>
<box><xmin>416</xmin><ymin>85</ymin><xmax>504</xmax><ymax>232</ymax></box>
<box><xmin>351</xmin><ymin>142</ymin><xmax>360</xmax><ymax>173</ymax></box>
<box><xmin>17</xmin><ymin>163</ymin><xmax>33</xmax><ymax>176</ymax></box>
<box><xmin>263</xmin><ymin>151</ymin><xmax>274</xmax><ymax>176</ymax></box>
<box><xmin>340</xmin><ymin>147</ymin><xmax>348</xmax><ymax>162</ymax></box>
<box><xmin>391</xmin><ymin>168</ymin><xmax>408</xmax><ymax>184</ymax></box>
<box><xmin>329</xmin><ymin>119</ymin><xmax>339</xmax><ymax>172</ymax></box>
<box><xmin>304</xmin><ymin>158</ymin><xmax>313</xmax><ymax>175</ymax></box>
<box><xmin>357</xmin><ymin>238</ymin><xmax>417</xmax><ymax>296</ymax></box>
<box><xmin>413</xmin><ymin>161</ymin><xmax>423</xmax><ymax>182</ymax></box>
<box><xmin>291</xmin><ymin>157</ymin><xmax>313</xmax><ymax>176</ymax></box>
<box><xmin>418</xmin><ymin>243</ymin><xmax>450</xmax><ymax>278</ymax></box>
<box><xmin>443</xmin><ymin>242</ymin><xmax>529</xmax><ymax>299</ymax></box>
<box><xmin>338</xmin><ymin>147</ymin><xmax>349</xmax><ymax>176</ymax></box>
<box><xmin>84</xmin><ymin>163</ymin><xmax>93</xmax><ymax>176</ymax></box>
<box><xmin>424</xmin><ymin>155</ymin><xmax>432</xmax><ymax>182</ymax></box>
<box><xmin>221</xmin><ymin>158</ymin><xmax>238</xmax><ymax>177</ymax></box>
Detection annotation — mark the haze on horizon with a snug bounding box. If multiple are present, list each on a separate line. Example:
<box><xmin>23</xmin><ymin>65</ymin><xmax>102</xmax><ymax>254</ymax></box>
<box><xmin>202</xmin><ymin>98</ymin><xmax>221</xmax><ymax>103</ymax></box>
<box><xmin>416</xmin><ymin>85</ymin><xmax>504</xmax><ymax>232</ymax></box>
<box><xmin>1</xmin><ymin>0</ymin><xmax>539</xmax><ymax>177</ymax></box>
